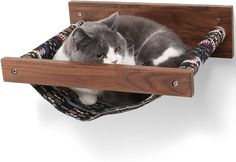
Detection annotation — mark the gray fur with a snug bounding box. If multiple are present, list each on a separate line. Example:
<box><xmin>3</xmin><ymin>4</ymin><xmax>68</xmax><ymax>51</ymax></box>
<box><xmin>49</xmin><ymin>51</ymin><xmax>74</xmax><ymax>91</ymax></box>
<box><xmin>59</xmin><ymin>13</ymin><xmax>190</xmax><ymax>106</ymax></box>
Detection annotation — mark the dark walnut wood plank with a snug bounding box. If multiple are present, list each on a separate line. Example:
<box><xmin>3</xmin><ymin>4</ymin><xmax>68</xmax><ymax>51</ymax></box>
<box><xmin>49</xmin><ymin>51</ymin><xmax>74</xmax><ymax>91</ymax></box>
<box><xmin>1</xmin><ymin>57</ymin><xmax>194</xmax><ymax>97</ymax></box>
<box><xmin>69</xmin><ymin>1</ymin><xmax>233</xmax><ymax>58</ymax></box>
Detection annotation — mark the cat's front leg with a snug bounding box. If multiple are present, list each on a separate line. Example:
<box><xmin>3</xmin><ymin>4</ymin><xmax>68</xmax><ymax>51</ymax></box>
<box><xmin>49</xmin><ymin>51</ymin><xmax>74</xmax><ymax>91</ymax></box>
<box><xmin>71</xmin><ymin>88</ymin><xmax>99</xmax><ymax>105</ymax></box>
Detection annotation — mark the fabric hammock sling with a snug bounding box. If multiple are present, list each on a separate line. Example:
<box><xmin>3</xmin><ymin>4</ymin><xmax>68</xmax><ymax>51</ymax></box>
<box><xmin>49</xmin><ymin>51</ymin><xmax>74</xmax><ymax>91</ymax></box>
<box><xmin>21</xmin><ymin>21</ymin><xmax>226</xmax><ymax>121</ymax></box>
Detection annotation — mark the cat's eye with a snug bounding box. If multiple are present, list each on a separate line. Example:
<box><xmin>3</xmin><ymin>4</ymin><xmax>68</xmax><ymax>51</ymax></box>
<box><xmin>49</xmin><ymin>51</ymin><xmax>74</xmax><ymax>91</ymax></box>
<box><xmin>96</xmin><ymin>53</ymin><xmax>105</xmax><ymax>59</ymax></box>
<box><xmin>115</xmin><ymin>46</ymin><xmax>121</xmax><ymax>53</ymax></box>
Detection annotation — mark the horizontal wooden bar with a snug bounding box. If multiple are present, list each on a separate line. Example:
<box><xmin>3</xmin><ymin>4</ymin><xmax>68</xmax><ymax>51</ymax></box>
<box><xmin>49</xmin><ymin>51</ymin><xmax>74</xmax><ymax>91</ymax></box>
<box><xmin>69</xmin><ymin>1</ymin><xmax>233</xmax><ymax>58</ymax></box>
<box><xmin>1</xmin><ymin>57</ymin><xmax>194</xmax><ymax>97</ymax></box>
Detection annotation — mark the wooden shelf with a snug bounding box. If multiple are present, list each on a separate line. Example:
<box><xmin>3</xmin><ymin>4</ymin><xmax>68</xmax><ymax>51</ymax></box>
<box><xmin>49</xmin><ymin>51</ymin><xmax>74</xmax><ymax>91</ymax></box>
<box><xmin>1</xmin><ymin>57</ymin><xmax>194</xmax><ymax>97</ymax></box>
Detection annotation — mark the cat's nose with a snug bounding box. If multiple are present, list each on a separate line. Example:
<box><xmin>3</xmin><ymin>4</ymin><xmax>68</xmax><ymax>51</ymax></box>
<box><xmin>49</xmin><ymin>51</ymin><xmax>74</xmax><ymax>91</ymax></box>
<box><xmin>112</xmin><ymin>60</ymin><xmax>118</xmax><ymax>64</ymax></box>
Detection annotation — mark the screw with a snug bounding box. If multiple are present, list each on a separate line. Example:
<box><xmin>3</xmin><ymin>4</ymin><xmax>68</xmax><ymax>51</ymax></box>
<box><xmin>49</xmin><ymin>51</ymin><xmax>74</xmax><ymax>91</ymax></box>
<box><xmin>77</xmin><ymin>12</ymin><xmax>82</xmax><ymax>17</ymax></box>
<box><xmin>172</xmin><ymin>81</ymin><xmax>179</xmax><ymax>87</ymax></box>
<box><xmin>11</xmin><ymin>68</ymin><xmax>17</xmax><ymax>75</ymax></box>
<box><xmin>216</xmin><ymin>18</ymin><xmax>221</xmax><ymax>23</ymax></box>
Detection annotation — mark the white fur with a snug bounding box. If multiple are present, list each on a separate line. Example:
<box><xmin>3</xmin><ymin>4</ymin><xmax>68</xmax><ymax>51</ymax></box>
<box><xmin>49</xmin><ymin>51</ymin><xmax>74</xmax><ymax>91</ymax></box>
<box><xmin>103</xmin><ymin>46</ymin><xmax>123</xmax><ymax>64</ymax></box>
<box><xmin>79</xmin><ymin>94</ymin><xmax>97</xmax><ymax>105</ymax></box>
<box><xmin>153</xmin><ymin>47</ymin><xmax>183</xmax><ymax>66</ymax></box>
<box><xmin>121</xmin><ymin>49</ymin><xmax>135</xmax><ymax>65</ymax></box>
<box><xmin>71</xmin><ymin>88</ymin><xmax>98</xmax><ymax>105</ymax></box>
<box><xmin>53</xmin><ymin>45</ymin><xmax>70</xmax><ymax>61</ymax></box>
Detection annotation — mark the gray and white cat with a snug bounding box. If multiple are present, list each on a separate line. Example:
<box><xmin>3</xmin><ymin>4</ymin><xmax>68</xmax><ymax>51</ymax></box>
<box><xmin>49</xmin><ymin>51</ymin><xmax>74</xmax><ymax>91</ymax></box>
<box><xmin>53</xmin><ymin>13</ymin><xmax>189</xmax><ymax>106</ymax></box>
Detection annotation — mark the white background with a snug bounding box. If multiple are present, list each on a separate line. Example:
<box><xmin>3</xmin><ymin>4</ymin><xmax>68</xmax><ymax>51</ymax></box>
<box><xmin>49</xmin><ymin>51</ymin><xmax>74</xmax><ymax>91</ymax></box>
<box><xmin>0</xmin><ymin>0</ymin><xmax>235</xmax><ymax>162</ymax></box>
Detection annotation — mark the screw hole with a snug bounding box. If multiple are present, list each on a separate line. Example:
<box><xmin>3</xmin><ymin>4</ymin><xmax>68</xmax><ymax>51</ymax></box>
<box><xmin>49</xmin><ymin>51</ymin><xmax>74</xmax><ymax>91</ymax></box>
<box><xmin>172</xmin><ymin>81</ymin><xmax>179</xmax><ymax>87</ymax></box>
<box><xmin>216</xmin><ymin>18</ymin><xmax>221</xmax><ymax>23</ymax></box>
<box><xmin>77</xmin><ymin>12</ymin><xmax>82</xmax><ymax>17</ymax></box>
<box><xmin>11</xmin><ymin>68</ymin><xmax>17</xmax><ymax>75</ymax></box>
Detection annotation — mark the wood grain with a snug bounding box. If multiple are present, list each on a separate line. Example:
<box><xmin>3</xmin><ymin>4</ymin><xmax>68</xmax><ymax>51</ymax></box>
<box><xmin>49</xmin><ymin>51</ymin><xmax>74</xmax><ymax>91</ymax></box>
<box><xmin>69</xmin><ymin>1</ymin><xmax>233</xmax><ymax>58</ymax></box>
<box><xmin>1</xmin><ymin>57</ymin><xmax>194</xmax><ymax>97</ymax></box>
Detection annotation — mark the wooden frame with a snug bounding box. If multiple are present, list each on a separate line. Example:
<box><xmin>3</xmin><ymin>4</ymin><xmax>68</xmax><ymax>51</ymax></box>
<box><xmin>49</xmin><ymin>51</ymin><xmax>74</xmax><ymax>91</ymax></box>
<box><xmin>0</xmin><ymin>1</ymin><xmax>233</xmax><ymax>98</ymax></box>
<box><xmin>1</xmin><ymin>57</ymin><xmax>194</xmax><ymax>97</ymax></box>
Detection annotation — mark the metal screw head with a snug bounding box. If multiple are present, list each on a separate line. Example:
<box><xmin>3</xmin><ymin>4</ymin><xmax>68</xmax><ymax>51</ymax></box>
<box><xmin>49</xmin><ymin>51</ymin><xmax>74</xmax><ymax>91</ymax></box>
<box><xmin>11</xmin><ymin>68</ymin><xmax>17</xmax><ymax>75</ymax></box>
<box><xmin>77</xmin><ymin>12</ymin><xmax>82</xmax><ymax>17</ymax></box>
<box><xmin>172</xmin><ymin>81</ymin><xmax>179</xmax><ymax>87</ymax></box>
<box><xmin>216</xmin><ymin>18</ymin><xmax>221</xmax><ymax>23</ymax></box>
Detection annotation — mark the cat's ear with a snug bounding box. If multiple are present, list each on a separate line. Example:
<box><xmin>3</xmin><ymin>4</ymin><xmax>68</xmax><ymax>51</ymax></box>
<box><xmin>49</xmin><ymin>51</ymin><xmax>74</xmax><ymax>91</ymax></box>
<box><xmin>71</xmin><ymin>28</ymin><xmax>91</xmax><ymax>48</ymax></box>
<box><xmin>72</xmin><ymin>28</ymin><xmax>91</xmax><ymax>41</ymax></box>
<box><xmin>99</xmin><ymin>12</ymin><xmax>119</xmax><ymax>31</ymax></box>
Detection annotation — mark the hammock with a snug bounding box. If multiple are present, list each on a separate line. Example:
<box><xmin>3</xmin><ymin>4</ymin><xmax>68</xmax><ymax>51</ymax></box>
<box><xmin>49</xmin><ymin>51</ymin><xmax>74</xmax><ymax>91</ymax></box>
<box><xmin>20</xmin><ymin>21</ymin><xmax>225</xmax><ymax>121</ymax></box>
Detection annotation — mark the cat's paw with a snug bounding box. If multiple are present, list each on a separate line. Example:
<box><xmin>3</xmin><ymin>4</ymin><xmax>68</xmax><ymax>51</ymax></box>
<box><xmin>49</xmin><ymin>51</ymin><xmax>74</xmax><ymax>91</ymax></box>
<box><xmin>79</xmin><ymin>94</ymin><xmax>97</xmax><ymax>105</ymax></box>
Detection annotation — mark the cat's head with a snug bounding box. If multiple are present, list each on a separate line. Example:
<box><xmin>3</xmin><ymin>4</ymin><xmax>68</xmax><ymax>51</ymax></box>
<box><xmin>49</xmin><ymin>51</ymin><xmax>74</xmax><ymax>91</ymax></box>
<box><xmin>63</xmin><ymin>12</ymin><xmax>127</xmax><ymax>64</ymax></box>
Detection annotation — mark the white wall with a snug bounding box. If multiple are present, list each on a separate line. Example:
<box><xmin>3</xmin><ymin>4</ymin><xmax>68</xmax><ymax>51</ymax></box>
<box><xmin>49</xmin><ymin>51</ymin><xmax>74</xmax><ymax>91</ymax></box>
<box><xmin>0</xmin><ymin>0</ymin><xmax>235</xmax><ymax>162</ymax></box>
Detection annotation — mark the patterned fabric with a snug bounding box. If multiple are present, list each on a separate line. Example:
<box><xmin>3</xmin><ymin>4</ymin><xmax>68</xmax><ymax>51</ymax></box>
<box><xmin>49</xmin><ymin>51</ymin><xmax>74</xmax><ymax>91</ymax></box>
<box><xmin>180</xmin><ymin>27</ymin><xmax>226</xmax><ymax>74</ymax></box>
<box><xmin>21</xmin><ymin>24</ymin><xmax>225</xmax><ymax>121</ymax></box>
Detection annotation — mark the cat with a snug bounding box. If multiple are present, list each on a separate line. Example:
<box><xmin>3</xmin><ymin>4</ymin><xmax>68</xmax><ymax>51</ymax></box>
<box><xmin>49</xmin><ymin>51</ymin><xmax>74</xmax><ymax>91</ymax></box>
<box><xmin>53</xmin><ymin>12</ymin><xmax>189</xmax><ymax>106</ymax></box>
